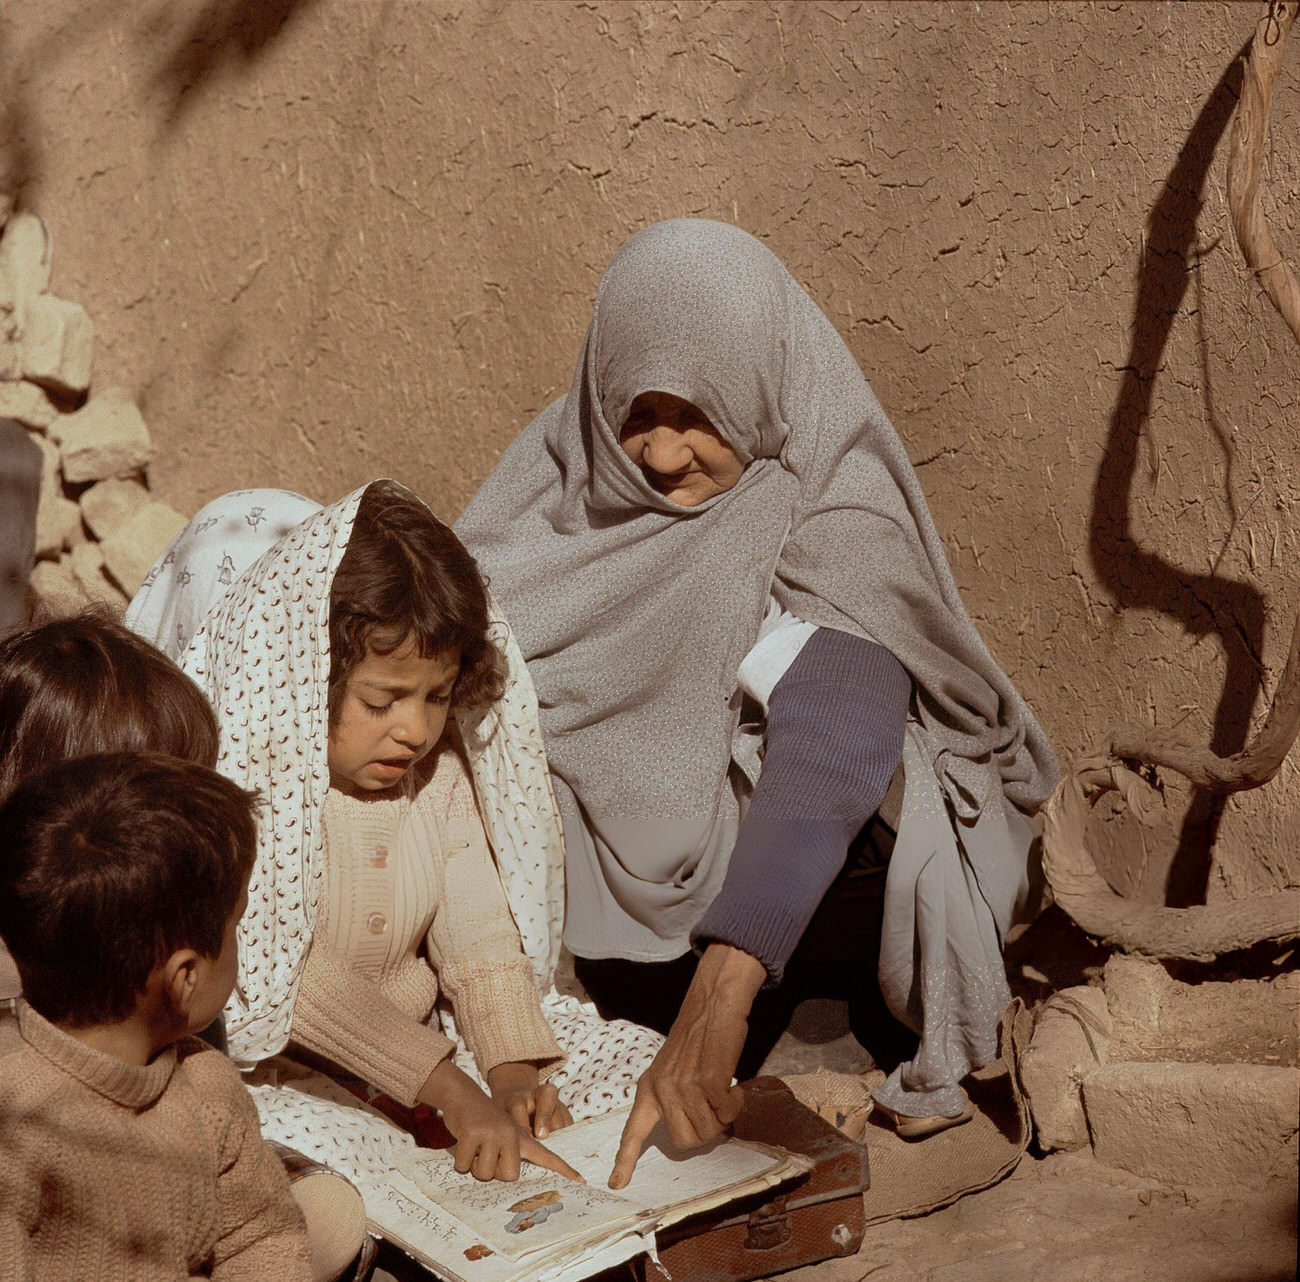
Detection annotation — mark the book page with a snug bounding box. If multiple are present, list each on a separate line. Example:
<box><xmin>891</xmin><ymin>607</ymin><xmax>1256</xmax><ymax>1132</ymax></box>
<box><xmin>394</xmin><ymin>1153</ymin><xmax>641</xmax><ymax>1264</ymax></box>
<box><xmin>361</xmin><ymin>1170</ymin><xmax>649</xmax><ymax>1282</ymax></box>
<box><xmin>395</xmin><ymin>1107</ymin><xmax>808</xmax><ymax>1261</ymax></box>
<box><xmin>544</xmin><ymin>1107</ymin><xmax>799</xmax><ymax>1224</ymax></box>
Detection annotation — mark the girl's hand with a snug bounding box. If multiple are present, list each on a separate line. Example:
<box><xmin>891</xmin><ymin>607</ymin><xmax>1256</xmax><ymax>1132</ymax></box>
<box><xmin>419</xmin><ymin>1059</ymin><xmax>583</xmax><ymax>1183</ymax></box>
<box><xmin>486</xmin><ymin>1061</ymin><xmax>574</xmax><ymax>1139</ymax></box>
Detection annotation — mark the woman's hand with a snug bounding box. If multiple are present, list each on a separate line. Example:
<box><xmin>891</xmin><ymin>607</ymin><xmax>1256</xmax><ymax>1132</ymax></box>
<box><xmin>419</xmin><ymin>1059</ymin><xmax>583</xmax><ymax>1184</ymax></box>
<box><xmin>609</xmin><ymin>943</ymin><xmax>764</xmax><ymax>1189</ymax></box>
<box><xmin>486</xmin><ymin>1061</ymin><xmax>573</xmax><ymax>1139</ymax></box>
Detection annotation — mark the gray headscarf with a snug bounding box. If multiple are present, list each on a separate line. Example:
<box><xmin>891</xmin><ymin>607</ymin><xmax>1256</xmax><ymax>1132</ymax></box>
<box><xmin>458</xmin><ymin>219</ymin><xmax>1056</xmax><ymax>964</ymax></box>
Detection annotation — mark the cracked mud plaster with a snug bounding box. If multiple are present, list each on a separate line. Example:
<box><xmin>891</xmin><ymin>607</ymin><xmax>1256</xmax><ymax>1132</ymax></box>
<box><xmin>8</xmin><ymin>0</ymin><xmax>1298</xmax><ymax>900</ymax></box>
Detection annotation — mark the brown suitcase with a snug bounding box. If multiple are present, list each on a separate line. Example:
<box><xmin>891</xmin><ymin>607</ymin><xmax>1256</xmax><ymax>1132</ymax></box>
<box><xmin>634</xmin><ymin>1076</ymin><xmax>869</xmax><ymax>1282</ymax></box>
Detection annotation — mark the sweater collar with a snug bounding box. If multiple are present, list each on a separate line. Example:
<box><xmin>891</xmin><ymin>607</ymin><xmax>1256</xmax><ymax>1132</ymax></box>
<box><xmin>17</xmin><ymin>1000</ymin><xmax>178</xmax><ymax>1110</ymax></box>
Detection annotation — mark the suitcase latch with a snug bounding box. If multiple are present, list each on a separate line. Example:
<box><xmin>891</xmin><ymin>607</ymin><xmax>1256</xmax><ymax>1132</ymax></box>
<box><xmin>744</xmin><ymin>1196</ymin><xmax>793</xmax><ymax>1251</ymax></box>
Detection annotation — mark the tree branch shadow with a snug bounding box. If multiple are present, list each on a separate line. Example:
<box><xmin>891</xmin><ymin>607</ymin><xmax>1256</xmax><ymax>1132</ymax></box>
<box><xmin>148</xmin><ymin>0</ymin><xmax>322</xmax><ymax>133</ymax></box>
<box><xmin>1088</xmin><ymin>45</ymin><xmax>1264</xmax><ymax>909</ymax></box>
<box><xmin>0</xmin><ymin>0</ymin><xmax>319</xmax><ymax>202</ymax></box>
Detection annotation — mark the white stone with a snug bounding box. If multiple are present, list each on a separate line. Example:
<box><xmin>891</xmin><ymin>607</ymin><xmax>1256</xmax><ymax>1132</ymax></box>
<box><xmin>1084</xmin><ymin>1061</ymin><xmax>1300</xmax><ymax>1186</ymax></box>
<box><xmin>99</xmin><ymin>501</ymin><xmax>187</xmax><ymax>597</ymax></box>
<box><xmin>80</xmin><ymin>477</ymin><xmax>150</xmax><ymax>541</ymax></box>
<box><xmin>1103</xmin><ymin>954</ymin><xmax>1171</xmax><ymax>1033</ymax></box>
<box><xmin>0</xmin><ymin>380</ymin><xmax>58</xmax><ymax>431</ymax></box>
<box><xmin>20</xmin><ymin>295</ymin><xmax>93</xmax><ymax>396</ymax></box>
<box><xmin>56</xmin><ymin>388</ymin><xmax>150</xmax><ymax>483</ymax></box>
<box><xmin>29</xmin><ymin>435</ymin><xmax>77</xmax><ymax>559</ymax></box>
<box><xmin>28</xmin><ymin>558</ymin><xmax>86</xmax><ymax>616</ymax></box>
<box><xmin>1021</xmin><ymin>985</ymin><xmax>1111</xmax><ymax>1152</ymax></box>
<box><xmin>67</xmin><ymin>542</ymin><xmax>127</xmax><ymax>610</ymax></box>
<box><xmin>32</xmin><ymin>432</ymin><xmax>59</xmax><ymax>493</ymax></box>
<box><xmin>0</xmin><ymin>212</ymin><xmax>52</xmax><ymax>335</ymax></box>
<box><xmin>34</xmin><ymin>494</ymin><xmax>81</xmax><ymax>561</ymax></box>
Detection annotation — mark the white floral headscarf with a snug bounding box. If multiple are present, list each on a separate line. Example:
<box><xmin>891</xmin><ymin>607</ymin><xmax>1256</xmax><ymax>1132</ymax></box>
<box><xmin>129</xmin><ymin>484</ymin><xmax>565</xmax><ymax>1064</ymax></box>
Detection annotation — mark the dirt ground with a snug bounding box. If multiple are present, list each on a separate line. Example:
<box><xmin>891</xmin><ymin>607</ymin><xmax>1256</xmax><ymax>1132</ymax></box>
<box><xmin>763</xmin><ymin>1004</ymin><xmax>1298</xmax><ymax>1282</ymax></box>
<box><xmin>760</xmin><ymin>913</ymin><xmax>1298</xmax><ymax>1282</ymax></box>
<box><xmin>377</xmin><ymin>1130</ymin><xmax>1297</xmax><ymax>1282</ymax></box>
<box><xmin>373</xmin><ymin>913</ymin><xmax>1297</xmax><ymax>1282</ymax></box>
<box><xmin>375</xmin><ymin>987</ymin><xmax>1298</xmax><ymax>1282</ymax></box>
<box><xmin>783</xmin><ymin>1147</ymin><xmax>1297</xmax><ymax>1282</ymax></box>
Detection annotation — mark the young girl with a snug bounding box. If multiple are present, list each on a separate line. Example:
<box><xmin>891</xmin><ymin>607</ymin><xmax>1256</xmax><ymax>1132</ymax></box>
<box><xmin>0</xmin><ymin>613</ymin><xmax>371</xmax><ymax>1282</ymax></box>
<box><xmin>127</xmin><ymin>482</ymin><xmax>661</xmax><ymax>1186</ymax></box>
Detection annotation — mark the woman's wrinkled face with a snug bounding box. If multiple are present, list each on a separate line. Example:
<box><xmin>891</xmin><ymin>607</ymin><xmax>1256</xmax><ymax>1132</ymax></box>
<box><xmin>328</xmin><ymin>637</ymin><xmax>461</xmax><ymax>794</ymax></box>
<box><xmin>618</xmin><ymin>391</ymin><xmax>746</xmax><ymax>507</ymax></box>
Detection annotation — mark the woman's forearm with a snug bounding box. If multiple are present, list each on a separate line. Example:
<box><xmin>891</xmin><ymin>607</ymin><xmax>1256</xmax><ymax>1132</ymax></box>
<box><xmin>693</xmin><ymin>627</ymin><xmax>910</xmax><ymax>982</ymax></box>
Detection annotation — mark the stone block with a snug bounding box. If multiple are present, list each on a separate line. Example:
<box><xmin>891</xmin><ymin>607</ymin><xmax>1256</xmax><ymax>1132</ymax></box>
<box><xmin>1083</xmin><ymin>1061</ymin><xmax>1299</xmax><ymax>1186</ymax></box>
<box><xmin>0</xmin><ymin>212</ymin><xmax>52</xmax><ymax>332</ymax></box>
<box><xmin>20</xmin><ymin>295</ymin><xmax>93</xmax><ymax>396</ymax></box>
<box><xmin>34</xmin><ymin>493</ymin><xmax>81</xmax><ymax>561</ymax></box>
<box><xmin>30</xmin><ymin>434</ymin><xmax>77</xmax><ymax>559</ymax></box>
<box><xmin>0</xmin><ymin>380</ymin><xmax>58</xmax><ymax>431</ymax></box>
<box><xmin>99</xmin><ymin>501</ymin><xmax>187</xmax><ymax>598</ymax></box>
<box><xmin>80</xmin><ymin>477</ymin><xmax>150</xmax><ymax>541</ymax></box>
<box><xmin>67</xmin><ymin>542</ymin><xmax>127</xmax><ymax>611</ymax></box>
<box><xmin>1021</xmin><ymin>985</ymin><xmax>1111</xmax><ymax>1152</ymax></box>
<box><xmin>28</xmin><ymin>557</ymin><xmax>86</xmax><ymax>616</ymax></box>
<box><xmin>56</xmin><ymin>388</ymin><xmax>150</xmax><ymax>483</ymax></box>
<box><xmin>1103</xmin><ymin>954</ymin><xmax>1171</xmax><ymax>1033</ymax></box>
<box><xmin>32</xmin><ymin>431</ymin><xmax>59</xmax><ymax>494</ymax></box>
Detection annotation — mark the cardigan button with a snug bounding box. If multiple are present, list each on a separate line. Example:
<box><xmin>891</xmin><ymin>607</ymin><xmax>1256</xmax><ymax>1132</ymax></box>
<box><xmin>366</xmin><ymin>912</ymin><xmax>387</xmax><ymax>935</ymax></box>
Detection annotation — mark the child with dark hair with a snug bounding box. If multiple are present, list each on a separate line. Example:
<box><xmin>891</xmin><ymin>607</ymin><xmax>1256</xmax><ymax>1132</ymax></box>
<box><xmin>0</xmin><ymin>752</ymin><xmax>312</xmax><ymax>1281</ymax></box>
<box><xmin>0</xmin><ymin>612</ymin><xmax>222</xmax><ymax>1056</ymax></box>
<box><xmin>0</xmin><ymin>613</ymin><xmax>370</xmax><ymax>1282</ymax></box>
<box><xmin>0</xmin><ymin>610</ymin><xmax>220</xmax><ymax>799</ymax></box>
<box><xmin>126</xmin><ymin>482</ymin><xmax>662</xmax><ymax>1188</ymax></box>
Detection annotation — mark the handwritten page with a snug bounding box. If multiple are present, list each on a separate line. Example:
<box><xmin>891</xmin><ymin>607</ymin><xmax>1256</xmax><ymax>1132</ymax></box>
<box><xmin>362</xmin><ymin>1107</ymin><xmax>811</xmax><ymax>1281</ymax></box>
<box><xmin>400</xmin><ymin>1107</ymin><xmax>801</xmax><ymax>1256</ymax></box>
<box><xmin>396</xmin><ymin>1156</ymin><xmax>639</xmax><ymax>1263</ymax></box>
<box><xmin>362</xmin><ymin>1170</ymin><xmax>648</xmax><ymax>1282</ymax></box>
<box><xmin>544</xmin><ymin>1109</ymin><xmax>790</xmax><ymax>1224</ymax></box>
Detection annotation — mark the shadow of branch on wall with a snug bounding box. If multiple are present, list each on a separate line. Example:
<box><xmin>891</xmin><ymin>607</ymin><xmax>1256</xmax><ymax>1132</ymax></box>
<box><xmin>1088</xmin><ymin>47</ymin><xmax>1264</xmax><ymax>909</ymax></box>
<box><xmin>0</xmin><ymin>0</ymin><xmax>317</xmax><ymax>202</ymax></box>
<box><xmin>0</xmin><ymin>31</ymin><xmax>37</xmax><ymax>208</ymax></box>
<box><xmin>150</xmin><ymin>0</ymin><xmax>322</xmax><ymax>132</ymax></box>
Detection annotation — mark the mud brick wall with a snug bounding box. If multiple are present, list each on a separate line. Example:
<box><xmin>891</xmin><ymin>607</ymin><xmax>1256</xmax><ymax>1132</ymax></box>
<box><xmin>2</xmin><ymin>1</ymin><xmax>1296</xmax><ymax>904</ymax></box>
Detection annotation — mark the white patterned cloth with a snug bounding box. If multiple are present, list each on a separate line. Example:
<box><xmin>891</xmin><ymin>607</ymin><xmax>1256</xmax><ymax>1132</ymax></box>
<box><xmin>126</xmin><ymin>488</ymin><xmax>324</xmax><ymax>659</ymax></box>
<box><xmin>127</xmin><ymin>485</ymin><xmax>661</xmax><ymax>1177</ymax></box>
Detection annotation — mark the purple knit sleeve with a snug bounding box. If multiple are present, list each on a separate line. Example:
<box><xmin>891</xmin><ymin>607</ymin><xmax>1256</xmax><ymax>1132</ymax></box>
<box><xmin>692</xmin><ymin>626</ymin><xmax>910</xmax><ymax>984</ymax></box>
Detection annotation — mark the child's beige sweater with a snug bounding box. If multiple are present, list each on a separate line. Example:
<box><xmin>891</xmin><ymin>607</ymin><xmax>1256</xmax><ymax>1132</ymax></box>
<box><xmin>289</xmin><ymin>750</ymin><xmax>562</xmax><ymax>1106</ymax></box>
<box><xmin>0</xmin><ymin>1002</ymin><xmax>312</xmax><ymax>1282</ymax></box>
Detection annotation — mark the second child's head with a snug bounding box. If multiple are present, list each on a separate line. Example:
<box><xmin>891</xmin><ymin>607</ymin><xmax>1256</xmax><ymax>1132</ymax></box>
<box><xmin>0</xmin><ymin>753</ymin><xmax>257</xmax><ymax>1040</ymax></box>
<box><xmin>326</xmin><ymin>480</ymin><xmax>505</xmax><ymax>794</ymax></box>
<box><xmin>0</xmin><ymin>612</ymin><xmax>219</xmax><ymax>801</ymax></box>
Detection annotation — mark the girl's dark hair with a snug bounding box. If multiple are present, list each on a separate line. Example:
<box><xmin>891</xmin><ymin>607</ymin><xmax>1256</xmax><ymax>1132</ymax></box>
<box><xmin>0</xmin><ymin>752</ymin><xmax>257</xmax><ymax>1027</ymax></box>
<box><xmin>327</xmin><ymin>480</ymin><xmax>506</xmax><ymax>720</ymax></box>
<box><xmin>0</xmin><ymin>611</ymin><xmax>220</xmax><ymax>802</ymax></box>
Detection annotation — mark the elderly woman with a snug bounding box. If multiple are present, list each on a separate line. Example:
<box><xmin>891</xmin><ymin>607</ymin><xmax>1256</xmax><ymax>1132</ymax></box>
<box><xmin>455</xmin><ymin>218</ymin><xmax>1058</xmax><ymax>1184</ymax></box>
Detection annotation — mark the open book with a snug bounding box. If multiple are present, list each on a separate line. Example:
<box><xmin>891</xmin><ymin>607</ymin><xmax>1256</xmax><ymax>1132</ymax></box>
<box><xmin>356</xmin><ymin>1107</ymin><xmax>813</xmax><ymax>1282</ymax></box>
